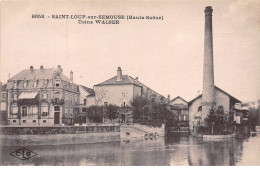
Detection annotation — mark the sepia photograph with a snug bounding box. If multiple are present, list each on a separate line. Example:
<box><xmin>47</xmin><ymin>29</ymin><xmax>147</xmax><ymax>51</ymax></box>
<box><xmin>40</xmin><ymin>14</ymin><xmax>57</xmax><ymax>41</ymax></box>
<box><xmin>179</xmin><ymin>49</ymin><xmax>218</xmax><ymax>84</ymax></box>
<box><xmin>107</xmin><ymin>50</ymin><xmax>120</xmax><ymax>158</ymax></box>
<box><xmin>0</xmin><ymin>0</ymin><xmax>260</xmax><ymax>166</ymax></box>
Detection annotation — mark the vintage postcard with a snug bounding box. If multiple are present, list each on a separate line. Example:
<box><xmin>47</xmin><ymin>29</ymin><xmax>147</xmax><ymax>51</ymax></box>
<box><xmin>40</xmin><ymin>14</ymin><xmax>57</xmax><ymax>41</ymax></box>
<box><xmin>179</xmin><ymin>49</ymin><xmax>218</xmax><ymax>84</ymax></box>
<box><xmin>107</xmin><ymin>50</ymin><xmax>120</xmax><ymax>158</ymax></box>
<box><xmin>0</xmin><ymin>0</ymin><xmax>260</xmax><ymax>166</ymax></box>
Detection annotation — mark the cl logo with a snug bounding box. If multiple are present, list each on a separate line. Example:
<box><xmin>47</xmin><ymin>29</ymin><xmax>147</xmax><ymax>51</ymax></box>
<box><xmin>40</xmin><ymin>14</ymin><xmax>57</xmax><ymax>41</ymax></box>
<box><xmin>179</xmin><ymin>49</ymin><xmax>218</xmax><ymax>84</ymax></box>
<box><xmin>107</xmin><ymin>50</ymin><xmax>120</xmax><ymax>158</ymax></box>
<box><xmin>10</xmin><ymin>148</ymin><xmax>37</xmax><ymax>160</ymax></box>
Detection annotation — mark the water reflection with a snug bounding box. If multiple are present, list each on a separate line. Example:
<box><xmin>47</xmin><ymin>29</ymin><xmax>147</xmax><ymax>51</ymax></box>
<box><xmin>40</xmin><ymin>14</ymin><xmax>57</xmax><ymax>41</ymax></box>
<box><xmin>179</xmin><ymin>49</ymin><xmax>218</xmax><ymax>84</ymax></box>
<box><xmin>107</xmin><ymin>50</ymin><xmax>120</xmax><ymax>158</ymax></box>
<box><xmin>1</xmin><ymin>133</ymin><xmax>260</xmax><ymax>166</ymax></box>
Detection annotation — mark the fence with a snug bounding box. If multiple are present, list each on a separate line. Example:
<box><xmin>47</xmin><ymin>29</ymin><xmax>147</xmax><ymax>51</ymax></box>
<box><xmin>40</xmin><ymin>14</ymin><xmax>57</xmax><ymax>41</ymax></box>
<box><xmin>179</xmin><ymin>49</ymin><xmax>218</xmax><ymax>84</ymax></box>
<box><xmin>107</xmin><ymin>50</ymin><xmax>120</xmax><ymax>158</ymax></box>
<box><xmin>198</xmin><ymin>125</ymin><xmax>235</xmax><ymax>135</ymax></box>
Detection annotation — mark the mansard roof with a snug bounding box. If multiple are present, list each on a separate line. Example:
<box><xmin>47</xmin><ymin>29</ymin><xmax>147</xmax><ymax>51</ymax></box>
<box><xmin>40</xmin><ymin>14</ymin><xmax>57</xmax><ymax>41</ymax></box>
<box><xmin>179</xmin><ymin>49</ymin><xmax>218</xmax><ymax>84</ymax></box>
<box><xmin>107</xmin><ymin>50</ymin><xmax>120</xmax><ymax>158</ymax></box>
<box><xmin>94</xmin><ymin>75</ymin><xmax>141</xmax><ymax>87</ymax></box>
<box><xmin>9</xmin><ymin>68</ymin><xmax>71</xmax><ymax>82</ymax></box>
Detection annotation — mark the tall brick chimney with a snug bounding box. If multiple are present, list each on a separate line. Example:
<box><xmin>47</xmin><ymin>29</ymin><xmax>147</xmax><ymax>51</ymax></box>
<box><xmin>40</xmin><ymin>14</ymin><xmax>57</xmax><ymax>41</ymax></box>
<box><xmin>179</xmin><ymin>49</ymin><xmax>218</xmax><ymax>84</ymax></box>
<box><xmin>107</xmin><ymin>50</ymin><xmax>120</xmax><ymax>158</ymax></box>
<box><xmin>117</xmin><ymin>67</ymin><xmax>122</xmax><ymax>81</ymax></box>
<box><xmin>202</xmin><ymin>6</ymin><xmax>215</xmax><ymax>119</ymax></box>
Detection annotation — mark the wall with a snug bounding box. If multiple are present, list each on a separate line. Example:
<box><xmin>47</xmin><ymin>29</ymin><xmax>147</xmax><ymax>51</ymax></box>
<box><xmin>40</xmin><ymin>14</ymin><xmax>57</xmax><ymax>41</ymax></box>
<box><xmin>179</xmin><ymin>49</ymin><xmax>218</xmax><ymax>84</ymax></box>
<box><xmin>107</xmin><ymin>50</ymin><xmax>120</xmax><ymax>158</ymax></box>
<box><xmin>215</xmin><ymin>89</ymin><xmax>230</xmax><ymax>114</ymax></box>
<box><xmin>86</xmin><ymin>96</ymin><xmax>95</xmax><ymax>106</ymax></box>
<box><xmin>0</xmin><ymin>125</ymin><xmax>120</xmax><ymax>145</ymax></box>
<box><xmin>0</xmin><ymin>132</ymin><xmax>120</xmax><ymax>146</ymax></box>
<box><xmin>189</xmin><ymin>88</ymin><xmax>231</xmax><ymax>130</ymax></box>
<box><xmin>189</xmin><ymin>97</ymin><xmax>202</xmax><ymax>130</ymax></box>
<box><xmin>94</xmin><ymin>84</ymin><xmax>134</xmax><ymax>106</ymax></box>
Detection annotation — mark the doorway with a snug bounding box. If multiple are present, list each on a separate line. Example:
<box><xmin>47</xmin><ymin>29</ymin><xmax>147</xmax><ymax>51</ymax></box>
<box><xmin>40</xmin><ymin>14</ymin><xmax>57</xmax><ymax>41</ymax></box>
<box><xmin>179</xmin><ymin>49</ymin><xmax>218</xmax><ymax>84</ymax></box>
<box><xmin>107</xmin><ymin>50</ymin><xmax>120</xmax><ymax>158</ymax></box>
<box><xmin>54</xmin><ymin>106</ymin><xmax>60</xmax><ymax>124</ymax></box>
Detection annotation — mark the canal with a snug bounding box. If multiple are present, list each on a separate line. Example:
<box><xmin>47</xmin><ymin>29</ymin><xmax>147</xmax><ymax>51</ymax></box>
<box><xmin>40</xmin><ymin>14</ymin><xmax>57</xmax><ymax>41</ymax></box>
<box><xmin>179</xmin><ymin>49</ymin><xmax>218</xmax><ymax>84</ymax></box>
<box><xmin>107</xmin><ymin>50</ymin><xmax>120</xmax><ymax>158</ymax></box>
<box><xmin>1</xmin><ymin>133</ymin><xmax>260</xmax><ymax>166</ymax></box>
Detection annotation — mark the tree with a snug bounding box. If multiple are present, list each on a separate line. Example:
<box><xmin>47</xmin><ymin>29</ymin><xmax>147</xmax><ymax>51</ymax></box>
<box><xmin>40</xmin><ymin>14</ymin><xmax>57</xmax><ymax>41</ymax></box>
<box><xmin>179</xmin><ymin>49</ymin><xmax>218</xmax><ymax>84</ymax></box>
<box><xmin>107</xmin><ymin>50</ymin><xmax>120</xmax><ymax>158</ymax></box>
<box><xmin>86</xmin><ymin>105</ymin><xmax>103</xmax><ymax>123</ymax></box>
<box><xmin>130</xmin><ymin>96</ymin><xmax>172</xmax><ymax>126</ymax></box>
<box><xmin>105</xmin><ymin>104</ymin><xmax>119</xmax><ymax>121</ymax></box>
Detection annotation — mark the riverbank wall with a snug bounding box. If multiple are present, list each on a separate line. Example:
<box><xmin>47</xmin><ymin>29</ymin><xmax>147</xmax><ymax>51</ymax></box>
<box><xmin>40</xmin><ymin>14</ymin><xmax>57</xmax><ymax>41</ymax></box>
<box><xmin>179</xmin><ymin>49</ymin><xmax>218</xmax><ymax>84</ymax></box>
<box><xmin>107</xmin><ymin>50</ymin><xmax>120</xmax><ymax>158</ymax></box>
<box><xmin>0</xmin><ymin>125</ymin><xmax>120</xmax><ymax>146</ymax></box>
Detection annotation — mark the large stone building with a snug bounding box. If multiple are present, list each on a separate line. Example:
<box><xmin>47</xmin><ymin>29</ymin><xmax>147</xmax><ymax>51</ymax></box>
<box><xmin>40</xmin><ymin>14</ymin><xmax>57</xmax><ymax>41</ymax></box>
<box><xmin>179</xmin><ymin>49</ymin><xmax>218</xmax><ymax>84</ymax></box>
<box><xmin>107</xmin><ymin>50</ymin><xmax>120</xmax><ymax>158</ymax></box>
<box><xmin>188</xmin><ymin>86</ymin><xmax>241</xmax><ymax>130</ymax></box>
<box><xmin>6</xmin><ymin>65</ymin><xmax>80</xmax><ymax>126</ymax></box>
<box><xmin>94</xmin><ymin>67</ymin><xmax>167</xmax><ymax>123</ymax></box>
<box><xmin>0</xmin><ymin>83</ymin><xmax>8</xmax><ymax>124</ymax></box>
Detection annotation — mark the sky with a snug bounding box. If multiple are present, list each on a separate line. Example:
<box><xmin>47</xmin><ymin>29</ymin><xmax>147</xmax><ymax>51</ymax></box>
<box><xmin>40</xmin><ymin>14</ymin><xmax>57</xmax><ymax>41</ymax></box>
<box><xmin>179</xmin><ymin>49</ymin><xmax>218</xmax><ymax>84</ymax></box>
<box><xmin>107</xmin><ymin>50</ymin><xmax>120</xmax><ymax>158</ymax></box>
<box><xmin>0</xmin><ymin>0</ymin><xmax>260</xmax><ymax>102</ymax></box>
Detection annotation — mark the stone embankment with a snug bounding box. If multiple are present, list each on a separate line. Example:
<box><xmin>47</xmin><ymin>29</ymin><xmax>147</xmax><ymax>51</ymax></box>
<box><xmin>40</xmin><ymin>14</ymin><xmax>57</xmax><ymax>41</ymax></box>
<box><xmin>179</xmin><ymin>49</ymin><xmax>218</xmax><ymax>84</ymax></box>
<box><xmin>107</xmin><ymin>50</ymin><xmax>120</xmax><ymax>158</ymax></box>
<box><xmin>120</xmin><ymin>123</ymin><xmax>165</xmax><ymax>141</ymax></box>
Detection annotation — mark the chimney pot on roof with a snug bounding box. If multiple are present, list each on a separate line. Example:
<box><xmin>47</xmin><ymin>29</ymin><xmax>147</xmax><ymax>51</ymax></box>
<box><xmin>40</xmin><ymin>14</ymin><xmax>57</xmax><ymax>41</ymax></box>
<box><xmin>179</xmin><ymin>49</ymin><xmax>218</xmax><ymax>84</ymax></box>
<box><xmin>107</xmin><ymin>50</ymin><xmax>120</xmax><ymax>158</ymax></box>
<box><xmin>70</xmin><ymin>71</ymin><xmax>73</xmax><ymax>82</ymax></box>
<box><xmin>40</xmin><ymin>65</ymin><xmax>44</xmax><ymax>70</ymax></box>
<box><xmin>117</xmin><ymin>67</ymin><xmax>122</xmax><ymax>81</ymax></box>
<box><xmin>136</xmin><ymin>77</ymin><xmax>138</xmax><ymax>81</ymax></box>
<box><xmin>30</xmin><ymin>66</ymin><xmax>34</xmax><ymax>72</ymax></box>
<box><xmin>57</xmin><ymin>65</ymin><xmax>63</xmax><ymax>73</ymax></box>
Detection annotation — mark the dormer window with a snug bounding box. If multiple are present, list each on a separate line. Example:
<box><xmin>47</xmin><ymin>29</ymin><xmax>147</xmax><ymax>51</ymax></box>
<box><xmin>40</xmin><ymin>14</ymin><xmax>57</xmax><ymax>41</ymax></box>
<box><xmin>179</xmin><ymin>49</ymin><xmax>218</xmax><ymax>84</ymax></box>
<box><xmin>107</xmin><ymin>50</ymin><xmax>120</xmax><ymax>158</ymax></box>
<box><xmin>55</xmin><ymin>79</ymin><xmax>60</xmax><ymax>87</ymax></box>
<box><xmin>23</xmin><ymin>80</ymin><xmax>27</xmax><ymax>88</ymax></box>
<box><xmin>13</xmin><ymin>80</ymin><xmax>17</xmax><ymax>88</ymax></box>
<box><xmin>43</xmin><ymin>79</ymin><xmax>48</xmax><ymax>86</ymax></box>
<box><xmin>33</xmin><ymin>79</ymin><xmax>38</xmax><ymax>87</ymax></box>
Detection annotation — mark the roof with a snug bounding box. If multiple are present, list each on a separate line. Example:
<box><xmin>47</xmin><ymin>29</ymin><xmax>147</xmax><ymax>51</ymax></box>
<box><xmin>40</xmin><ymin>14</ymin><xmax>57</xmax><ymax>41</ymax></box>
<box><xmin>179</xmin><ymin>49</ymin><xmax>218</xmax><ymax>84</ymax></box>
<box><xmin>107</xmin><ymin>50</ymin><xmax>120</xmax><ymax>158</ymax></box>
<box><xmin>1</xmin><ymin>84</ymin><xmax>7</xmax><ymax>91</ymax></box>
<box><xmin>171</xmin><ymin>96</ymin><xmax>188</xmax><ymax>103</ymax></box>
<box><xmin>9</xmin><ymin>68</ymin><xmax>71</xmax><ymax>82</ymax></box>
<box><xmin>94</xmin><ymin>75</ymin><xmax>141</xmax><ymax>87</ymax></box>
<box><xmin>80</xmin><ymin>85</ymin><xmax>95</xmax><ymax>95</ymax></box>
<box><xmin>188</xmin><ymin>86</ymin><xmax>241</xmax><ymax>106</ymax></box>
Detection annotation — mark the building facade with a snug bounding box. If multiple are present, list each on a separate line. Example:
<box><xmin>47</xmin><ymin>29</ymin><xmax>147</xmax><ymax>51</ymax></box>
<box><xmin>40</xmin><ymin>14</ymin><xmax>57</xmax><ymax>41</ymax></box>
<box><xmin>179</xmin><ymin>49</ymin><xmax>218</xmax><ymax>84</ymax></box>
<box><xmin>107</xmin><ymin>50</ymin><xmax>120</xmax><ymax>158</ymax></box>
<box><xmin>75</xmin><ymin>85</ymin><xmax>95</xmax><ymax>123</ymax></box>
<box><xmin>188</xmin><ymin>86</ymin><xmax>241</xmax><ymax>130</ymax></box>
<box><xmin>94</xmin><ymin>67</ymin><xmax>167</xmax><ymax>123</ymax></box>
<box><xmin>0</xmin><ymin>83</ymin><xmax>8</xmax><ymax>125</ymax></box>
<box><xmin>169</xmin><ymin>96</ymin><xmax>189</xmax><ymax>125</ymax></box>
<box><xmin>6</xmin><ymin>65</ymin><xmax>80</xmax><ymax>126</ymax></box>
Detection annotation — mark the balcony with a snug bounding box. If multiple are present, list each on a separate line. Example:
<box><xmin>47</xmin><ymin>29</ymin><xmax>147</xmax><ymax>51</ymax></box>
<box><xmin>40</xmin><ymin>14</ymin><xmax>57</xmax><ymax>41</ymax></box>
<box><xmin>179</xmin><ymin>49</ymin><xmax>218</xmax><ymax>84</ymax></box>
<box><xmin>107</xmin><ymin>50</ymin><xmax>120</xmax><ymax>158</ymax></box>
<box><xmin>51</xmin><ymin>98</ymin><xmax>65</xmax><ymax>105</ymax></box>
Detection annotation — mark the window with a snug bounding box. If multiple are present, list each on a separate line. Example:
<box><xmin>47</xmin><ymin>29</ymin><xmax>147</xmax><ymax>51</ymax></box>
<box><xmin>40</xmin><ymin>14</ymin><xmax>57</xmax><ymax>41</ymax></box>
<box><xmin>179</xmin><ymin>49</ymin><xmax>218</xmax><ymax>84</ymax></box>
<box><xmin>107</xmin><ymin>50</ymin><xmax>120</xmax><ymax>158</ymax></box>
<box><xmin>74</xmin><ymin>95</ymin><xmax>78</xmax><ymax>104</ymax></box>
<box><xmin>198</xmin><ymin>106</ymin><xmax>202</xmax><ymax>112</ymax></box>
<box><xmin>43</xmin><ymin>79</ymin><xmax>48</xmax><ymax>86</ymax></box>
<box><xmin>54</xmin><ymin>106</ymin><xmax>60</xmax><ymax>112</ymax></box>
<box><xmin>22</xmin><ymin>106</ymin><xmax>27</xmax><ymax>117</ymax></box>
<box><xmin>12</xmin><ymin>106</ymin><xmax>18</xmax><ymax>115</ymax></box>
<box><xmin>43</xmin><ymin>92</ymin><xmax>48</xmax><ymax>99</ymax></box>
<box><xmin>13</xmin><ymin>94</ymin><xmax>18</xmax><ymax>101</ymax></box>
<box><xmin>103</xmin><ymin>91</ymin><xmax>108</xmax><ymax>98</ymax></box>
<box><xmin>84</xmin><ymin>98</ymin><xmax>87</xmax><ymax>106</ymax></box>
<box><xmin>23</xmin><ymin>81</ymin><xmax>27</xmax><ymax>88</ymax></box>
<box><xmin>82</xmin><ymin>107</ymin><xmax>87</xmax><ymax>112</ymax></box>
<box><xmin>55</xmin><ymin>79</ymin><xmax>60</xmax><ymax>87</ymax></box>
<box><xmin>32</xmin><ymin>106</ymin><xmax>38</xmax><ymax>115</ymax></box>
<box><xmin>65</xmin><ymin>106</ymin><xmax>68</xmax><ymax>116</ymax></box>
<box><xmin>70</xmin><ymin>106</ymin><xmax>73</xmax><ymax>114</ymax></box>
<box><xmin>33</xmin><ymin>80</ymin><xmax>37</xmax><ymax>87</ymax></box>
<box><xmin>13</xmin><ymin>120</ymin><xmax>16</xmax><ymax>123</ymax></box>
<box><xmin>1</xmin><ymin>93</ymin><xmax>6</xmax><ymax>100</ymax></box>
<box><xmin>13</xmin><ymin>81</ymin><xmax>17</xmax><ymax>88</ymax></box>
<box><xmin>43</xmin><ymin>120</ymin><xmax>46</xmax><ymax>123</ymax></box>
<box><xmin>41</xmin><ymin>105</ymin><xmax>48</xmax><ymax>117</ymax></box>
<box><xmin>122</xmin><ymin>91</ymin><xmax>126</xmax><ymax>98</ymax></box>
<box><xmin>54</xmin><ymin>92</ymin><xmax>61</xmax><ymax>100</ymax></box>
<box><xmin>104</xmin><ymin>102</ymin><xmax>108</xmax><ymax>106</ymax></box>
<box><xmin>33</xmin><ymin>120</ymin><xmax>36</xmax><ymax>123</ymax></box>
<box><xmin>1</xmin><ymin>103</ymin><xmax>6</xmax><ymax>111</ymax></box>
<box><xmin>23</xmin><ymin>120</ymin><xmax>26</xmax><ymax>123</ymax></box>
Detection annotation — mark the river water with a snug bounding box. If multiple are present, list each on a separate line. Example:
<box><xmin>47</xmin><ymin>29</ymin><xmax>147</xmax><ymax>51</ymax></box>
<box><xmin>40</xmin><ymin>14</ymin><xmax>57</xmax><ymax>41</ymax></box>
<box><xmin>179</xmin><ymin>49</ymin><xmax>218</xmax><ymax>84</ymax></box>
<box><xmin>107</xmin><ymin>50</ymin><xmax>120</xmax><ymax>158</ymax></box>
<box><xmin>0</xmin><ymin>133</ymin><xmax>260</xmax><ymax>166</ymax></box>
